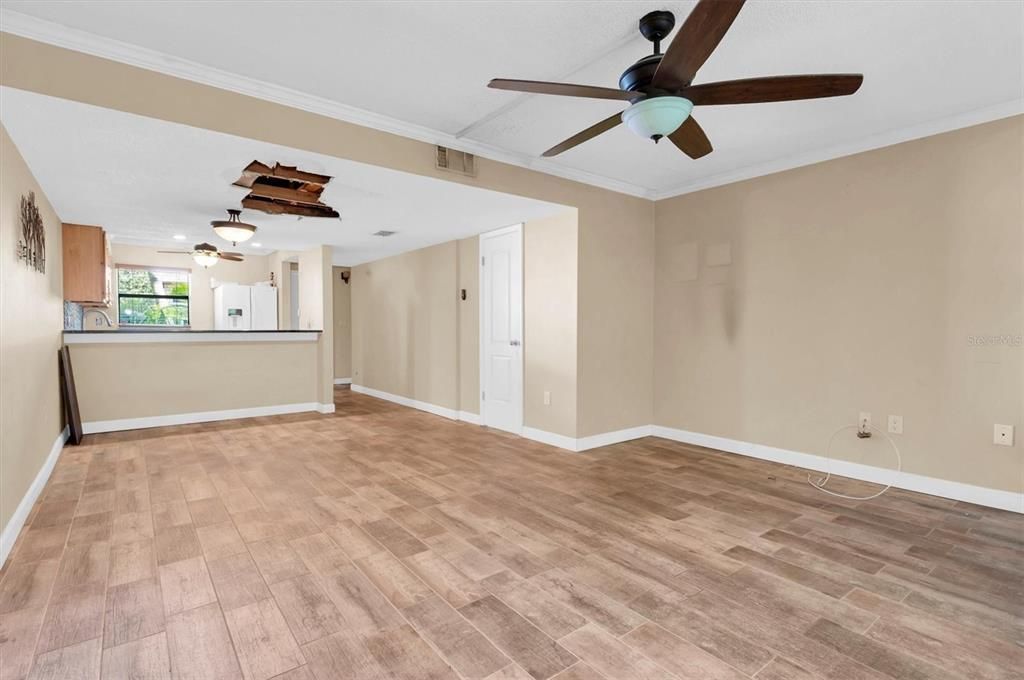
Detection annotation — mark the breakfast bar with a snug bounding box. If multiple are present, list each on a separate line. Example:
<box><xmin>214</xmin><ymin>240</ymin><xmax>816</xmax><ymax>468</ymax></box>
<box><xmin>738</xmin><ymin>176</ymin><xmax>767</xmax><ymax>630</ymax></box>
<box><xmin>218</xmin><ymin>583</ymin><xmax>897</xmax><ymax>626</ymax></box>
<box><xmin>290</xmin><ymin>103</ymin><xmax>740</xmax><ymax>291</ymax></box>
<box><xmin>63</xmin><ymin>329</ymin><xmax>330</xmax><ymax>433</ymax></box>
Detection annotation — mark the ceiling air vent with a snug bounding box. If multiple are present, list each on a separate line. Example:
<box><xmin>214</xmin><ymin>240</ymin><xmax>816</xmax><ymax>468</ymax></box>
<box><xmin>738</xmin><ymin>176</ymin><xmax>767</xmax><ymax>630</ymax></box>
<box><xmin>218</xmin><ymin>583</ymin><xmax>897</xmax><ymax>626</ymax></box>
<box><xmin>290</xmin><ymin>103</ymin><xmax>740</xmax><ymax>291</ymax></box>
<box><xmin>436</xmin><ymin>146</ymin><xmax>476</xmax><ymax>177</ymax></box>
<box><xmin>373</xmin><ymin>230</ymin><xmax>397</xmax><ymax>237</ymax></box>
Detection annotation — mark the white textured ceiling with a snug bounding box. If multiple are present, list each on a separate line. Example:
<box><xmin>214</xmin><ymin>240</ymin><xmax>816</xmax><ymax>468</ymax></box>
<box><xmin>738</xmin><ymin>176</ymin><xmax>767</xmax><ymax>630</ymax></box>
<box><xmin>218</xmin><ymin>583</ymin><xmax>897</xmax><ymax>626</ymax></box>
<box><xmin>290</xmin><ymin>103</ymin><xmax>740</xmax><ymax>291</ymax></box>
<box><xmin>2</xmin><ymin>1</ymin><xmax>1022</xmax><ymax>198</ymax></box>
<box><xmin>0</xmin><ymin>87</ymin><xmax>566</xmax><ymax>264</ymax></box>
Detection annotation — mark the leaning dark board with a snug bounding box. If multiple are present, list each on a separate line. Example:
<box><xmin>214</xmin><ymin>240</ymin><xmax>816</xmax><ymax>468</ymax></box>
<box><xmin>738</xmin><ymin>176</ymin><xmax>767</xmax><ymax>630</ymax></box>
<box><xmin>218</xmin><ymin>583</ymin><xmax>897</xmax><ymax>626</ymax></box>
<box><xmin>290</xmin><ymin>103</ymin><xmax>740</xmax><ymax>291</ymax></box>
<box><xmin>59</xmin><ymin>346</ymin><xmax>83</xmax><ymax>445</ymax></box>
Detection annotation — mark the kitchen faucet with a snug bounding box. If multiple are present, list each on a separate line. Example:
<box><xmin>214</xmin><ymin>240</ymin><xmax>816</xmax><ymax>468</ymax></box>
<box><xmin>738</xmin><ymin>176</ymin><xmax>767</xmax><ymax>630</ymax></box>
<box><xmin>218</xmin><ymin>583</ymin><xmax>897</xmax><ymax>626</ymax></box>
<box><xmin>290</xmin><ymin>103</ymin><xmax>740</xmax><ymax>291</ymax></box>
<box><xmin>84</xmin><ymin>309</ymin><xmax>113</xmax><ymax>327</ymax></box>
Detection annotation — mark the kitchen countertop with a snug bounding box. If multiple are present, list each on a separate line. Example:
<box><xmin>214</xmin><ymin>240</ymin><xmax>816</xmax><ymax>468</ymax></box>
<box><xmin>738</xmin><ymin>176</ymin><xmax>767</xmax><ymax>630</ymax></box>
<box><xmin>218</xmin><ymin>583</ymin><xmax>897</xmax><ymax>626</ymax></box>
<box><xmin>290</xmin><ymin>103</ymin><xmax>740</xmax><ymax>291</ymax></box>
<box><xmin>64</xmin><ymin>329</ymin><xmax>321</xmax><ymax>333</ymax></box>
<box><xmin>63</xmin><ymin>329</ymin><xmax>321</xmax><ymax>344</ymax></box>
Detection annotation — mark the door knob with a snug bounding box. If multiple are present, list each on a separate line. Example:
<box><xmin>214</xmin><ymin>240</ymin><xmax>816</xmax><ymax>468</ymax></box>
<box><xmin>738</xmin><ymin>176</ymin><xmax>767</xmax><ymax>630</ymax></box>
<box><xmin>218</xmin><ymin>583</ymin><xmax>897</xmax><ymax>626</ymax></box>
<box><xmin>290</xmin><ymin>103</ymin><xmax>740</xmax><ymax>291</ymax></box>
<box><xmin>510</xmin><ymin>339</ymin><xmax>521</xmax><ymax>346</ymax></box>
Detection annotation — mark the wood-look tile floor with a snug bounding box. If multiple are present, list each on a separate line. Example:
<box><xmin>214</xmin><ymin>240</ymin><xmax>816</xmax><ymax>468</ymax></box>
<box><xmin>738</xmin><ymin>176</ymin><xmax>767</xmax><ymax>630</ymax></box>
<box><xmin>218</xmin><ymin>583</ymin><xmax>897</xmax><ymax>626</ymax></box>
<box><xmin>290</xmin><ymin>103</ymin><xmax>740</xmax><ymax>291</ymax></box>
<box><xmin>2</xmin><ymin>387</ymin><xmax>1021</xmax><ymax>680</ymax></box>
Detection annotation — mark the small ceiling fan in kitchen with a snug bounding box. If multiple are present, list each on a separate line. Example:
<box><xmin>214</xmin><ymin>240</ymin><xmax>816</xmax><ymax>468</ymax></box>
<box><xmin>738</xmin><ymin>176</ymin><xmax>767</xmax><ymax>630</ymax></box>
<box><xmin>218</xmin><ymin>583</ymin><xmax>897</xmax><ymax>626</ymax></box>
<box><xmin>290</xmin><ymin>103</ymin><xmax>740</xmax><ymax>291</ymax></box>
<box><xmin>157</xmin><ymin>242</ymin><xmax>245</xmax><ymax>268</ymax></box>
<box><xmin>158</xmin><ymin>209</ymin><xmax>256</xmax><ymax>267</ymax></box>
<box><xmin>487</xmin><ymin>0</ymin><xmax>863</xmax><ymax>158</ymax></box>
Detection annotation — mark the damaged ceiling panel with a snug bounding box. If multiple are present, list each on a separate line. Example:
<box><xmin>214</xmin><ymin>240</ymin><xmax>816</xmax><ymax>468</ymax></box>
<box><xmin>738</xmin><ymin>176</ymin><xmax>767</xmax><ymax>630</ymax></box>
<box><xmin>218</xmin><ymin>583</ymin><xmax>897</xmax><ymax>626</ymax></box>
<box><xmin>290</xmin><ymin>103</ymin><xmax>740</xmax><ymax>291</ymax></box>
<box><xmin>233</xmin><ymin>160</ymin><xmax>340</xmax><ymax>218</ymax></box>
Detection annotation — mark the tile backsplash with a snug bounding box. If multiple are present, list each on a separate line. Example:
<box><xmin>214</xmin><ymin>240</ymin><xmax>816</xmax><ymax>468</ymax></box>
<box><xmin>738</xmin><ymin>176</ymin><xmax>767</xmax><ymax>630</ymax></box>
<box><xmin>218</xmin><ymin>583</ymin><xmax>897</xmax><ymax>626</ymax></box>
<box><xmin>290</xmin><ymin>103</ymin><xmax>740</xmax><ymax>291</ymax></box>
<box><xmin>64</xmin><ymin>301</ymin><xmax>83</xmax><ymax>330</ymax></box>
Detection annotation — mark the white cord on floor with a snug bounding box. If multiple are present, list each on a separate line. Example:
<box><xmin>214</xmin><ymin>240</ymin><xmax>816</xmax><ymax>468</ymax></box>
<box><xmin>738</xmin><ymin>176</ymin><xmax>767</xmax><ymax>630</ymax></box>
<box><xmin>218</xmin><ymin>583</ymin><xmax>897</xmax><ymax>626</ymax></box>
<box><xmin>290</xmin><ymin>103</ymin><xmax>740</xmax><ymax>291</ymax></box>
<box><xmin>807</xmin><ymin>424</ymin><xmax>902</xmax><ymax>501</ymax></box>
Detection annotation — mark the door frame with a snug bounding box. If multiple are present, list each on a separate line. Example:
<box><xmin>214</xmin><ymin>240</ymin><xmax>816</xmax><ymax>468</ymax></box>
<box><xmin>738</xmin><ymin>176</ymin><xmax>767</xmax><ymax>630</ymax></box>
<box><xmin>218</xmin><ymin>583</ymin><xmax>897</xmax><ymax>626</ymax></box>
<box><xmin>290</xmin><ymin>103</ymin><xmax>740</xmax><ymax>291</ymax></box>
<box><xmin>479</xmin><ymin>223</ymin><xmax>524</xmax><ymax>434</ymax></box>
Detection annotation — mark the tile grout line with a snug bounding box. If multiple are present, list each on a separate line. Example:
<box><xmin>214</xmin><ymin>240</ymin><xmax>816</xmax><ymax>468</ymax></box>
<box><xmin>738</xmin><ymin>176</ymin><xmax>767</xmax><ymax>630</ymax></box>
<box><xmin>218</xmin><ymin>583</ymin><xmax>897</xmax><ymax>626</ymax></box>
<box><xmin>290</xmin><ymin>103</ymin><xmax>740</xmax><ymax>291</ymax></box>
<box><xmin>750</xmin><ymin>654</ymin><xmax>778</xmax><ymax>678</ymax></box>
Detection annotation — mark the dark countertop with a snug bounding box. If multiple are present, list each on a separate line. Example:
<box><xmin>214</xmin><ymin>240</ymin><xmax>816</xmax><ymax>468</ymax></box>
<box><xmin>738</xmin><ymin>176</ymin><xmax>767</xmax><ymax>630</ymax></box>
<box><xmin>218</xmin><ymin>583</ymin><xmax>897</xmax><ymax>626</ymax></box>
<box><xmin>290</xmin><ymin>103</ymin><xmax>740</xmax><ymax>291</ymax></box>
<box><xmin>63</xmin><ymin>328</ymin><xmax>322</xmax><ymax>333</ymax></box>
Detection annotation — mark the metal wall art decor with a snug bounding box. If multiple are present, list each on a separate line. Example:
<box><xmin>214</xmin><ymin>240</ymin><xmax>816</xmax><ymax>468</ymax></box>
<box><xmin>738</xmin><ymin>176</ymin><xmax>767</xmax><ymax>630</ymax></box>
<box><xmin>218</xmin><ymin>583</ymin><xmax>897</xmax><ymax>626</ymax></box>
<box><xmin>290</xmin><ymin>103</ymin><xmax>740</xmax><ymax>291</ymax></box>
<box><xmin>17</xmin><ymin>191</ymin><xmax>46</xmax><ymax>273</ymax></box>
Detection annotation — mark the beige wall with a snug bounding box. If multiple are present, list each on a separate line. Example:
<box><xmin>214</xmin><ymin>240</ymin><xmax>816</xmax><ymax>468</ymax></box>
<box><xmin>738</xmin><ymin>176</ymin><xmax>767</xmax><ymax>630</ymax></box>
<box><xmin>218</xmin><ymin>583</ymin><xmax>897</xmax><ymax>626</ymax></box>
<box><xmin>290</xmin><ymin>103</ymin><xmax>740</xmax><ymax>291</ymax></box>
<box><xmin>95</xmin><ymin>244</ymin><xmax>272</xmax><ymax>330</ymax></box>
<box><xmin>352</xmin><ymin>213</ymin><xmax>581</xmax><ymax>437</ymax></box>
<box><xmin>297</xmin><ymin>247</ymin><xmax>325</xmax><ymax>331</ymax></box>
<box><xmin>0</xmin><ymin>33</ymin><xmax>654</xmax><ymax>436</ymax></box>
<box><xmin>525</xmin><ymin>212</ymin><xmax>579</xmax><ymax>437</ymax></box>
<box><xmin>69</xmin><ymin>340</ymin><xmax>318</xmax><ymax>422</ymax></box>
<box><xmin>577</xmin><ymin>201</ymin><xmax>655</xmax><ymax>436</ymax></box>
<box><xmin>269</xmin><ymin>251</ymin><xmax>299</xmax><ymax>330</ymax></box>
<box><xmin>333</xmin><ymin>266</ymin><xmax>352</xmax><ymax>379</ymax></box>
<box><xmin>0</xmin><ymin>125</ymin><xmax>65</xmax><ymax>536</ymax></box>
<box><xmin>456</xmin><ymin>237</ymin><xmax>479</xmax><ymax>415</ymax></box>
<box><xmin>297</xmin><ymin>246</ymin><xmax>334</xmax><ymax>404</ymax></box>
<box><xmin>351</xmin><ymin>242</ymin><xmax>460</xmax><ymax>410</ymax></box>
<box><xmin>654</xmin><ymin>116</ymin><xmax>1023</xmax><ymax>493</ymax></box>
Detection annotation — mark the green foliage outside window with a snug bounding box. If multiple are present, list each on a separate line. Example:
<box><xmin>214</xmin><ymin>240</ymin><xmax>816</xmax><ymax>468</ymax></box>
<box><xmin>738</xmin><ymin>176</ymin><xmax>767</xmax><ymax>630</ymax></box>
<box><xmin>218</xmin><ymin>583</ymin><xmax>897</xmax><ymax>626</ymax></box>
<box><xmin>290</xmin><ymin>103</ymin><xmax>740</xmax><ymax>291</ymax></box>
<box><xmin>117</xmin><ymin>267</ymin><xmax>190</xmax><ymax>326</ymax></box>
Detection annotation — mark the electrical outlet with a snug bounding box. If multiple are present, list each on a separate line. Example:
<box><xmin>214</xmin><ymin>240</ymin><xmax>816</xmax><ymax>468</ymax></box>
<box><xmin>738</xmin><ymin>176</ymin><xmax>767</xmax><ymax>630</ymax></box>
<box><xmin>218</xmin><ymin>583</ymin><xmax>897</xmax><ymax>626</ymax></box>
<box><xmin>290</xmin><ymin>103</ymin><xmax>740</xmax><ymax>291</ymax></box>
<box><xmin>994</xmin><ymin>424</ymin><xmax>1014</xmax><ymax>447</ymax></box>
<box><xmin>857</xmin><ymin>412</ymin><xmax>872</xmax><ymax>438</ymax></box>
<box><xmin>887</xmin><ymin>415</ymin><xmax>903</xmax><ymax>435</ymax></box>
<box><xmin>543</xmin><ymin>391</ymin><xmax>551</xmax><ymax>406</ymax></box>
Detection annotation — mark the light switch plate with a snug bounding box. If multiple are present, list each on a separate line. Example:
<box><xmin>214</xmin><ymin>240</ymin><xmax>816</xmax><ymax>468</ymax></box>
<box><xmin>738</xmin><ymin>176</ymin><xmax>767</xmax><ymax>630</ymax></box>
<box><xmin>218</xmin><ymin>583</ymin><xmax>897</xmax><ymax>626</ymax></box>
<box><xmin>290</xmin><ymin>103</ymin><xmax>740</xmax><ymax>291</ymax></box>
<box><xmin>994</xmin><ymin>424</ymin><xmax>1014</xmax><ymax>446</ymax></box>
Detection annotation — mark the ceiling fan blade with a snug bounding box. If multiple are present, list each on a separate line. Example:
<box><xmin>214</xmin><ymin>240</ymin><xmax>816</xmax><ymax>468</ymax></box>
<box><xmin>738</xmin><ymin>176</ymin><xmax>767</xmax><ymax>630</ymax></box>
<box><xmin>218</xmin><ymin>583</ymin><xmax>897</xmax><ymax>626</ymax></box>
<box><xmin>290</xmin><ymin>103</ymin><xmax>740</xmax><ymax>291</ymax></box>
<box><xmin>219</xmin><ymin>254</ymin><xmax>244</xmax><ymax>262</ymax></box>
<box><xmin>653</xmin><ymin>0</ymin><xmax>746</xmax><ymax>91</ymax></box>
<box><xmin>542</xmin><ymin>111</ymin><xmax>624</xmax><ymax>157</ymax></box>
<box><xmin>683</xmin><ymin>74</ymin><xmax>863</xmax><ymax>105</ymax></box>
<box><xmin>220</xmin><ymin>251</ymin><xmax>243</xmax><ymax>258</ymax></box>
<box><xmin>489</xmin><ymin>79</ymin><xmax>637</xmax><ymax>101</ymax></box>
<box><xmin>669</xmin><ymin>116</ymin><xmax>713</xmax><ymax>159</ymax></box>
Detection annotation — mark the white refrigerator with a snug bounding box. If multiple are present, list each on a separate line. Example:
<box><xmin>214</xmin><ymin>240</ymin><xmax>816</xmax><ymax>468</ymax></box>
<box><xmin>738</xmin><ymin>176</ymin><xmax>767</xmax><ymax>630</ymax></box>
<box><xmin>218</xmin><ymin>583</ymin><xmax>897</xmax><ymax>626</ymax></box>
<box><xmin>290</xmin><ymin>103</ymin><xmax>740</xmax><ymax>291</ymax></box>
<box><xmin>213</xmin><ymin>284</ymin><xmax>278</xmax><ymax>330</ymax></box>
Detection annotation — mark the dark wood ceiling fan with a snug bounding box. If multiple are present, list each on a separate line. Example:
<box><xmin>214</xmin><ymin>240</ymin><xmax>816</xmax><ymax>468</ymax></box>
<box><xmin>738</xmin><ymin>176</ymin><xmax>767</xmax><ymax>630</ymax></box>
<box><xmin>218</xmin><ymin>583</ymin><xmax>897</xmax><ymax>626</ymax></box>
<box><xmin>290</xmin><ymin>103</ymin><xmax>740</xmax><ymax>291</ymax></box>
<box><xmin>488</xmin><ymin>0</ymin><xmax>863</xmax><ymax>159</ymax></box>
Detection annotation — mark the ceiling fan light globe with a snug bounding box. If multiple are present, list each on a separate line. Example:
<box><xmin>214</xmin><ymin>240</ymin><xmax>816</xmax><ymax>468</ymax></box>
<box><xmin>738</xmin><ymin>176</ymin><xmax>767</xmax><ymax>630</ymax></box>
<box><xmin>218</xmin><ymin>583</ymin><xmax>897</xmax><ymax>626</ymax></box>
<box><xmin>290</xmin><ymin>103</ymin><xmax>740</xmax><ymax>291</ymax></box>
<box><xmin>621</xmin><ymin>97</ymin><xmax>694</xmax><ymax>140</ymax></box>
<box><xmin>193</xmin><ymin>252</ymin><xmax>219</xmax><ymax>268</ymax></box>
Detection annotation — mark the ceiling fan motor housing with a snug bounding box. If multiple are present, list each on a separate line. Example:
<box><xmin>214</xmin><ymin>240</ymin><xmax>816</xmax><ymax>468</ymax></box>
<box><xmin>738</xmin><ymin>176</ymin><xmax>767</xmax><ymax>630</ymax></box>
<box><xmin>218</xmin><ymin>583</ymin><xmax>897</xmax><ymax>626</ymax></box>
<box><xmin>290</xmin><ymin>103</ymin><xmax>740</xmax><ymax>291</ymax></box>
<box><xmin>619</xmin><ymin>11</ymin><xmax>678</xmax><ymax>95</ymax></box>
<box><xmin>619</xmin><ymin>54</ymin><xmax>663</xmax><ymax>93</ymax></box>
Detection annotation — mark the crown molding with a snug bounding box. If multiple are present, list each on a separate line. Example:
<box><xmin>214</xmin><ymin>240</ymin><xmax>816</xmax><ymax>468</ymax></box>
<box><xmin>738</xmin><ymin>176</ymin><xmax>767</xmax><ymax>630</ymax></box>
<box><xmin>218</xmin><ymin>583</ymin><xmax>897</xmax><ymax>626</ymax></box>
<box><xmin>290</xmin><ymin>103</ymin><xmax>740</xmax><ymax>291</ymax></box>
<box><xmin>3</xmin><ymin>10</ymin><xmax>1021</xmax><ymax>203</ymax></box>
<box><xmin>0</xmin><ymin>10</ymin><xmax>653</xmax><ymax>199</ymax></box>
<box><xmin>648</xmin><ymin>98</ymin><xmax>1024</xmax><ymax>201</ymax></box>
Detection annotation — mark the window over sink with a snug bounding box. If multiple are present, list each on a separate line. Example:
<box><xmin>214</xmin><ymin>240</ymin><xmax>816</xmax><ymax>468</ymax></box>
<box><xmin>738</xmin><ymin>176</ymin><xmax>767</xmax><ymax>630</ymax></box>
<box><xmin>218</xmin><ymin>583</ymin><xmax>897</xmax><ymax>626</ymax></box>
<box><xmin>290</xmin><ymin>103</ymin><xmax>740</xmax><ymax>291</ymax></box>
<box><xmin>116</xmin><ymin>265</ymin><xmax>190</xmax><ymax>327</ymax></box>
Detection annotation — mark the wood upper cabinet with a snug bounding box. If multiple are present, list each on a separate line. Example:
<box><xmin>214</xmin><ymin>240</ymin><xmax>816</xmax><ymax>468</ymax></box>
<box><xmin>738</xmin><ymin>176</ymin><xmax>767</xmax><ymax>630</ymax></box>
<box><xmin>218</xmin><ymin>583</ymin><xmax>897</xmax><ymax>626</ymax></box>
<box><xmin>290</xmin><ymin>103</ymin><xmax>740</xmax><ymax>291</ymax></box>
<box><xmin>62</xmin><ymin>223</ymin><xmax>110</xmax><ymax>304</ymax></box>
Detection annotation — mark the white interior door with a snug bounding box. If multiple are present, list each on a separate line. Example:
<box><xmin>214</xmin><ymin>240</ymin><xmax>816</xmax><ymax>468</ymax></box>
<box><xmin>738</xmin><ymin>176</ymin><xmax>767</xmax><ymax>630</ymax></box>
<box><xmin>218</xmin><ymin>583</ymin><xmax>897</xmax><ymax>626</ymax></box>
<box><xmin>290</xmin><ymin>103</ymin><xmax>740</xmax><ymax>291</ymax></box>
<box><xmin>480</xmin><ymin>224</ymin><xmax>523</xmax><ymax>434</ymax></box>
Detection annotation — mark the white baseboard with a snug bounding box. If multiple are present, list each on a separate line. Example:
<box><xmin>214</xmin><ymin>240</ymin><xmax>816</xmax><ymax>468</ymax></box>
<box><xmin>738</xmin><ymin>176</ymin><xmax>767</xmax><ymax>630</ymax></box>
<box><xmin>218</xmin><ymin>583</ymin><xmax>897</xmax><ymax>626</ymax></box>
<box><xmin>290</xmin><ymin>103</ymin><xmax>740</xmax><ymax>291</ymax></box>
<box><xmin>83</xmin><ymin>402</ymin><xmax>327</xmax><ymax>434</ymax></box>
<box><xmin>522</xmin><ymin>426</ymin><xmax>578</xmax><ymax>451</ymax></box>
<box><xmin>523</xmin><ymin>425</ymin><xmax>652</xmax><ymax>453</ymax></box>
<box><xmin>350</xmin><ymin>385</ymin><xmax>486</xmax><ymax>426</ymax></box>
<box><xmin>458</xmin><ymin>411</ymin><xmax>482</xmax><ymax>425</ymax></box>
<box><xmin>333</xmin><ymin>378</ymin><xmax>352</xmax><ymax>385</ymax></box>
<box><xmin>335</xmin><ymin>388</ymin><xmax>1023</xmax><ymax>513</ymax></box>
<box><xmin>351</xmin><ymin>384</ymin><xmax>460</xmax><ymax>421</ymax></box>
<box><xmin>350</xmin><ymin>384</ymin><xmax>645</xmax><ymax>452</ymax></box>
<box><xmin>577</xmin><ymin>425</ymin><xmax>654</xmax><ymax>451</ymax></box>
<box><xmin>2</xmin><ymin>426</ymin><xmax>69</xmax><ymax>567</ymax></box>
<box><xmin>651</xmin><ymin>425</ymin><xmax>1023</xmax><ymax>514</ymax></box>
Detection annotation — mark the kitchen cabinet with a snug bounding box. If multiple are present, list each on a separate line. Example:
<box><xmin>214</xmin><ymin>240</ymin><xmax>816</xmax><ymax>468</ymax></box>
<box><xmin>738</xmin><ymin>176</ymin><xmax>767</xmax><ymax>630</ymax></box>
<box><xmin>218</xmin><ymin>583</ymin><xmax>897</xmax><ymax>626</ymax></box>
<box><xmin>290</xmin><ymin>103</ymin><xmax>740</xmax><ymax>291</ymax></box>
<box><xmin>62</xmin><ymin>223</ymin><xmax>110</xmax><ymax>304</ymax></box>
